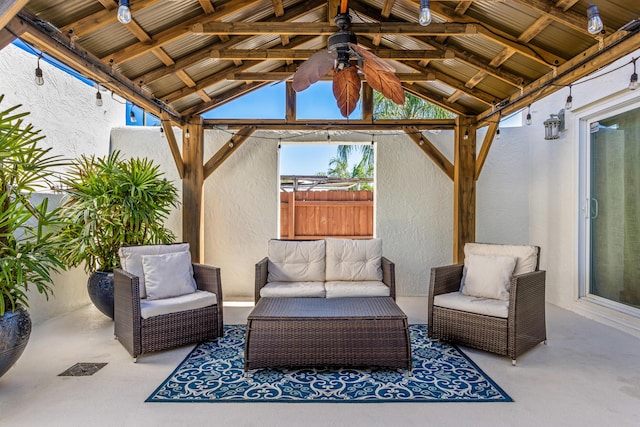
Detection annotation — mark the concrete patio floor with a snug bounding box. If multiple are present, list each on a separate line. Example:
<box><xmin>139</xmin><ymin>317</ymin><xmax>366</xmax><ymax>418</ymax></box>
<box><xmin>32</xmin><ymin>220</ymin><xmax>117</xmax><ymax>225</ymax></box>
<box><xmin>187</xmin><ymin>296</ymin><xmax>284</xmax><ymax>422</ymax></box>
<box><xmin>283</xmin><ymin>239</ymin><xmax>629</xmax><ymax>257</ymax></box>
<box><xmin>1</xmin><ymin>297</ymin><xmax>639</xmax><ymax>427</ymax></box>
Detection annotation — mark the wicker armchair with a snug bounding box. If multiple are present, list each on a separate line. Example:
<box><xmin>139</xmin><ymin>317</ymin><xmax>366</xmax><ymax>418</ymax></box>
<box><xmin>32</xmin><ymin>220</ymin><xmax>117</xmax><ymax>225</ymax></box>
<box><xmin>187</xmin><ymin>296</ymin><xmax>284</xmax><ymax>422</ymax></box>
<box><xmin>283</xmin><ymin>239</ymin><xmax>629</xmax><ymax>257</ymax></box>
<box><xmin>427</xmin><ymin>244</ymin><xmax>546</xmax><ymax>365</ymax></box>
<box><xmin>114</xmin><ymin>263</ymin><xmax>223</xmax><ymax>361</ymax></box>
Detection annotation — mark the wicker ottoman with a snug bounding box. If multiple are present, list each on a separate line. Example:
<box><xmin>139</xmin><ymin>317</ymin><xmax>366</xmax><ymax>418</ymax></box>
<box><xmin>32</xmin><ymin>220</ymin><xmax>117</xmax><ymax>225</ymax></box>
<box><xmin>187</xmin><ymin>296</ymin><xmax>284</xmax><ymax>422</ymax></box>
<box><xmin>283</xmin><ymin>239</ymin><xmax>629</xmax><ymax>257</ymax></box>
<box><xmin>244</xmin><ymin>297</ymin><xmax>411</xmax><ymax>370</ymax></box>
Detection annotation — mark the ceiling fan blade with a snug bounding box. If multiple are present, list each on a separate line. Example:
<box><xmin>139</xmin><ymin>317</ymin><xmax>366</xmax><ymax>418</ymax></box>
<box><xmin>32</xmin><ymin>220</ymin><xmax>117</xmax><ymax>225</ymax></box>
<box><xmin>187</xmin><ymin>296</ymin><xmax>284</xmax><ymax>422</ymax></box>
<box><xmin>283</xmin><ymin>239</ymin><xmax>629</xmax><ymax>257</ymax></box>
<box><xmin>332</xmin><ymin>66</ymin><xmax>361</xmax><ymax>118</ymax></box>
<box><xmin>349</xmin><ymin>43</ymin><xmax>405</xmax><ymax>105</ymax></box>
<box><xmin>292</xmin><ymin>50</ymin><xmax>337</xmax><ymax>92</ymax></box>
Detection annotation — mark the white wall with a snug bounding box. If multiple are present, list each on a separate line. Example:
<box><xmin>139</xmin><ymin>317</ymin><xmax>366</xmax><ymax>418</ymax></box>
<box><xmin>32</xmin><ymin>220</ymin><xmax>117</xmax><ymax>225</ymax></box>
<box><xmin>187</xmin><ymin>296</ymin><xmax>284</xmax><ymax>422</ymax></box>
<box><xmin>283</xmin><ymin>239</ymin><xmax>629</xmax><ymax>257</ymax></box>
<box><xmin>0</xmin><ymin>43</ymin><xmax>124</xmax><ymax>324</ymax></box>
<box><xmin>527</xmin><ymin>47</ymin><xmax>640</xmax><ymax>336</ymax></box>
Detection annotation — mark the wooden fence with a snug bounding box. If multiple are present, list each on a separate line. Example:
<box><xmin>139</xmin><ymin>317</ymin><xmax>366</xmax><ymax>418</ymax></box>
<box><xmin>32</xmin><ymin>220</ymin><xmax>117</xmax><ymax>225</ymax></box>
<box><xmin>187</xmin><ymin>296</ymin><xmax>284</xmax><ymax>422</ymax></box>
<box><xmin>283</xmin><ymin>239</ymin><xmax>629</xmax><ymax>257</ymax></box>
<box><xmin>280</xmin><ymin>190</ymin><xmax>373</xmax><ymax>240</ymax></box>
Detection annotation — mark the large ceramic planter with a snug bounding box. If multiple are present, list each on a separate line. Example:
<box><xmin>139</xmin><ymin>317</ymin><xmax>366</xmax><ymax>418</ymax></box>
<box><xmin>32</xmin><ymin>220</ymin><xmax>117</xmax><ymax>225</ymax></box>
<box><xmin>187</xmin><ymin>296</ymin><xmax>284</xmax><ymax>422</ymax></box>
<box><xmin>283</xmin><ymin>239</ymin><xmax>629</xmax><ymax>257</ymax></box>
<box><xmin>0</xmin><ymin>306</ymin><xmax>32</xmax><ymax>378</ymax></box>
<box><xmin>88</xmin><ymin>271</ymin><xmax>114</xmax><ymax>319</ymax></box>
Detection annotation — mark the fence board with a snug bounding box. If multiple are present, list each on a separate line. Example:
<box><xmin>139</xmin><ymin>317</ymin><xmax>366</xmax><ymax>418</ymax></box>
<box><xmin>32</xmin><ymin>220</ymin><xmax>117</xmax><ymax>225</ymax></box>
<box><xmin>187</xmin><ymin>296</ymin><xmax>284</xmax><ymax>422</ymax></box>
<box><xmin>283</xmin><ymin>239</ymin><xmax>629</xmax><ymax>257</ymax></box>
<box><xmin>280</xmin><ymin>190</ymin><xmax>373</xmax><ymax>239</ymax></box>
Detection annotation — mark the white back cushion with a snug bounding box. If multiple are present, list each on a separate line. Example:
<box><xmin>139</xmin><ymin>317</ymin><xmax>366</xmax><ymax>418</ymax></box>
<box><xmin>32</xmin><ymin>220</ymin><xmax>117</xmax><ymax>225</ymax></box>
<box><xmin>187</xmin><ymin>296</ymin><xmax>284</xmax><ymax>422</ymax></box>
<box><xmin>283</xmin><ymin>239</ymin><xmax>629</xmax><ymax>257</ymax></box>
<box><xmin>142</xmin><ymin>251</ymin><xmax>197</xmax><ymax>300</ymax></box>
<box><xmin>267</xmin><ymin>240</ymin><xmax>326</xmax><ymax>282</ymax></box>
<box><xmin>461</xmin><ymin>253</ymin><xmax>516</xmax><ymax>301</ymax></box>
<box><xmin>119</xmin><ymin>243</ymin><xmax>191</xmax><ymax>298</ymax></box>
<box><xmin>464</xmin><ymin>243</ymin><xmax>538</xmax><ymax>275</ymax></box>
<box><xmin>325</xmin><ymin>238</ymin><xmax>382</xmax><ymax>281</ymax></box>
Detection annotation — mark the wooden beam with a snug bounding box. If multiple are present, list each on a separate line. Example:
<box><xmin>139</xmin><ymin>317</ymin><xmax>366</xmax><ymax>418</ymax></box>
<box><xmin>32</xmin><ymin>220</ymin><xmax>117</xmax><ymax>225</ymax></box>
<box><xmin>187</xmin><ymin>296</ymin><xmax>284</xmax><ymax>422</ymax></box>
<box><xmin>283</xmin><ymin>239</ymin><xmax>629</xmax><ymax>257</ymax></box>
<box><xmin>199</xmin><ymin>0</ymin><xmax>215</xmax><ymax>14</ymax></box>
<box><xmin>193</xmin><ymin>22</ymin><xmax>477</xmax><ymax>36</ymax></box>
<box><xmin>204</xmin><ymin>118</ymin><xmax>456</xmax><ymax>131</ymax></box>
<box><xmin>475</xmin><ymin>119</ymin><xmax>499</xmax><ymax>180</ymax></box>
<box><xmin>477</xmin><ymin>30</ymin><xmax>640</xmax><ymax>126</ymax></box>
<box><xmin>103</xmin><ymin>0</ymin><xmax>262</xmax><ymax>65</ymax></box>
<box><xmin>7</xmin><ymin>13</ymin><xmax>181</xmax><ymax>123</ymax></box>
<box><xmin>0</xmin><ymin>0</ymin><xmax>28</xmax><ymax>31</ymax></box>
<box><xmin>62</xmin><ymin>0</ymin><xmax>161</xmax><ymax>38</ymax></box>
<box><xmin>0</xmin><ymin>28</ymin><xmax>17</xmax><ymax>50</ymax></box>
<box><xmin>404</xmin><ymin>126</ymin><xmax>454</xmax><ymax>180</ymax></box>
<box><xmin>160</xmin><ymin>113</ymin><xmax>184</xmax><ymax>179</ymax></box>
<box><xmin>381</xmin><ymin>0</ymin><xmax>395</xmax><ymax>18</ymax></box>
<box><xmin>518</xmin><ymin>16</ymin><xmax>554</xmax><ymax>43</ymax></box>
<box><xmin>362</xmin><ymin>83</ymin><xmax>373</xmax><ymax>122</ymax></box>
<box><xmin>182</xmin><ymin>116</ymin><xmax>204</xmax><ymax>262</ymax></box>
<box><xmin>453</xmin><ymin>117</ymin><xmax>476</xmax><ymax>263</ymax></box>
<box><xmin>555</xmin><ymin>0</ymin><xmax>579</xmax><ymax>11</ymax></box>
<box><xmin>285</xmin><ymin>82</ymin><xmax>296</xmax><ymax>122</ymax></box>
<box><xmin>511</xmin><ymin>0</ymin><xmax>612</xmax><ymax>36</ymax></box>
<box><xmin>271</xmin><ymin>0</ymin><xmax>285</xmax><ymax>17</ymax></box>
<box><xmin>465</xmin><ymin>71</ymin><xmax>488</xmax><ymax>89</ymax></box>
<box><xmin>209</xmin><ymin>48</ymin><xmax>445</xmax><ymax>60</ymax></box>
<box><xmin>228</xmin><ymin>71</ymin><xmax>436</xmax><ymax>82</ymax></box>
<box><xmin>203</xmin><ymin>126</ymin><xmax>257</xmax><ymax>179</ymax></box>
<box><xmin>454</xmin><ymin>1</ymin><xmax>473</xmax><ymax>16</ymax></box>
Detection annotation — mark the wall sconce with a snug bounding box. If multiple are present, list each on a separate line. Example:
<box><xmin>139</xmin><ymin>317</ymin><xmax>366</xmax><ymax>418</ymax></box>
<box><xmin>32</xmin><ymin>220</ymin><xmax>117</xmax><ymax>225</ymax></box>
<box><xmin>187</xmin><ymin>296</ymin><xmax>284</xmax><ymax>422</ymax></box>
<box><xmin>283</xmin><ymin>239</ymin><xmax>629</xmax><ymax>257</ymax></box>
<box><xmin>543</xmin><ymin>109</ymin><xmax>565</xmax><ymax>140</ymax></box>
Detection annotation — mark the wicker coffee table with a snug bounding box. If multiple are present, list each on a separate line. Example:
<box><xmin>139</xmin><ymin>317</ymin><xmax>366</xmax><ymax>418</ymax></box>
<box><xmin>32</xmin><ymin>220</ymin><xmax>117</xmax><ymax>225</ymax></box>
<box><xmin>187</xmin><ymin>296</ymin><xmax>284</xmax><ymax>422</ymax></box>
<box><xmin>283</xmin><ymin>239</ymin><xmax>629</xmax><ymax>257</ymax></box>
<box><xmin>244</xmin><ymin>297</ymin><xmax>411</xmax><ymax>370</ymax></box>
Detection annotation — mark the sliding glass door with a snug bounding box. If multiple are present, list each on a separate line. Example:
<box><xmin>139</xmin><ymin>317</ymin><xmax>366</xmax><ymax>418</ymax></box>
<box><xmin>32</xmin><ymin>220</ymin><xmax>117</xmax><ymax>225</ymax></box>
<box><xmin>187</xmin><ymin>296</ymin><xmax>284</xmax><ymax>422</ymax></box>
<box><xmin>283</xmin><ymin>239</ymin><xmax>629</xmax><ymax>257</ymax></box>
<box><xmin>586</xmin><ymin>105</ymin><xmax>640</xmax><ymax>311</ymax></box>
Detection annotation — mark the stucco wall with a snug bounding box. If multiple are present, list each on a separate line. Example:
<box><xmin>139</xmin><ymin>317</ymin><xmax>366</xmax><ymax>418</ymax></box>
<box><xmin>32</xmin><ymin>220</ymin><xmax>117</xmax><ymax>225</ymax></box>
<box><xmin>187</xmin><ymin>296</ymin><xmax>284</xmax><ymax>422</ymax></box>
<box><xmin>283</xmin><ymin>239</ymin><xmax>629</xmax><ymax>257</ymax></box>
<box><xmin>0</xmin><ymin>43</ymin><xmax>124</xmax><ymax>324</ymax></box>
<box><xmin>528</xmin><ymin>47</ymin><xmax>640</xmax><ymax>336</ymax></box>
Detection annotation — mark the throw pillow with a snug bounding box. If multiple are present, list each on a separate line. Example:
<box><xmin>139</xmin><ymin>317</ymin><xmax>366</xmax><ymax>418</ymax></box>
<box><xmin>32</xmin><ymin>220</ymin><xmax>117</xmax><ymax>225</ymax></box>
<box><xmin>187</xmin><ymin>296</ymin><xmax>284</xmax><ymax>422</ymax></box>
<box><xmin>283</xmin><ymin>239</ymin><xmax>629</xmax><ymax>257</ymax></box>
<box><xmin>142</xmin><ymin>251</ymin><xmax>197</xmax><ymax>300</ymax></box>
<box><xmin>460</xmin><ymin>253</ymin><xmax>517</xmax><ymax>301</ymax></box>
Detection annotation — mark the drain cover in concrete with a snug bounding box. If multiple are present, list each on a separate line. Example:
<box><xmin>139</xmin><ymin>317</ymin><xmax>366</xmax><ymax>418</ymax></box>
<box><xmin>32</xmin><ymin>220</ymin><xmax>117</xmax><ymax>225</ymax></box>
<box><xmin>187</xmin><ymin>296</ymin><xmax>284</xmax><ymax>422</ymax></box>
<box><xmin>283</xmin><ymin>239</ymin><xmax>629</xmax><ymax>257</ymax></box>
<box><xmin>58</xmin><ymin>362</ymin><xmax>108</xmax><ymax>376</ymax></box>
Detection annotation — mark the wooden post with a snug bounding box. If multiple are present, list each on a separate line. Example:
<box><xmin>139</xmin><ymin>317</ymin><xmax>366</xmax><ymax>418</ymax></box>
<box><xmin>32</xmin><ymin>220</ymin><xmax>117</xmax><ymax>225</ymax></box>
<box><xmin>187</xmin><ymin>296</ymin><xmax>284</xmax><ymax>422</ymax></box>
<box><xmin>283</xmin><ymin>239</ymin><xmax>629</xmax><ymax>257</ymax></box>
<box><xmin>453</xmin><ymin>116</ymin><xmax>476</xmax><ymax>263</ymax></box>
<box><xmin>362</xmin><ymin>83</ymin><xmax>373</xmax><ymax>121</ymax></box>
<box><xmin>182</xmin><ymin>116</ymin><xmax>204</xmax><ymax>262</ymax></box>
<box><xmin>285</xmin><ymin>81</ymin><xmax>296</xmax><ymax>122</ymax></box>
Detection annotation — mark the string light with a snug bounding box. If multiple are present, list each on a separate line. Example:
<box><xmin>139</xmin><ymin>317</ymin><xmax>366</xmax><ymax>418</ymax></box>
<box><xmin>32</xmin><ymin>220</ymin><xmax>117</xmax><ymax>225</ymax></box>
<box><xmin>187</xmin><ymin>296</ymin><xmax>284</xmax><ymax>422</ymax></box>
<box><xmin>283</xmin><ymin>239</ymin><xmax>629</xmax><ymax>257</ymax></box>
<box><xmin>526</xmin><ymin>105</ymin><xmax>532</xmax><ymax>125</ymax></box>
<box><xmin>117</xmin><ymin>0</ymin><xmax>132</xmax><ymax>24</ymax></box>
<box><xmin>496</xmin><ymin>128</ymin><xmax>501</xmax><ymax>140</ymax></box>
<box><xmin>185</xmin><ymin>127</ymin><xmax>190</xmax><ymax>139</ymax></box>
<box><xmin>586</xmin><ymin>2</ymin><xmax>603</xmax><ymax>35</ymax></box>
<box><xmin>630</xmin><ymin>59</ymin><xmax>638</xmax><ymax>90</ymax></box>
<box><xmin>95</xmin><ymin>90</ymin><xmax>103</xmax><ymax>107</ymax></box>
<box><xmin>419</xmin><ymin>0</ymin><xmax>432</xmax><ymax>26</ymax></box>
<box><xmin>565</xmin><ymin>85</ymin><xmax>573</xmax><ymax>110</ymax></box>
<box><xmin>463</xmin><ymin>127</ymin><xmax>469</xmax><ymax>140</ymax></box>
<box><xmin>35</xmin><ymin>55</ymin><xmax>44</xmax><ymax>86</ymax></box>
<box><xmin>129</xmin><ymin>105</ymin><xmax>137</xmax><ymax>123</ymax></box>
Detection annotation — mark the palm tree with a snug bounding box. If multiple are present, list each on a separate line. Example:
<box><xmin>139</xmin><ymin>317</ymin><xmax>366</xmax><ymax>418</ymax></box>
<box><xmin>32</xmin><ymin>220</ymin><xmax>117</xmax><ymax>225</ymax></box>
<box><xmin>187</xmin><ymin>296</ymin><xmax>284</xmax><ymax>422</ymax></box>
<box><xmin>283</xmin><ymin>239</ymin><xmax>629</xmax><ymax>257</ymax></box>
<box><xmin>334</xmin><ymin>91</ymin><xmax>455</xmax><ymax>174</ymax></box>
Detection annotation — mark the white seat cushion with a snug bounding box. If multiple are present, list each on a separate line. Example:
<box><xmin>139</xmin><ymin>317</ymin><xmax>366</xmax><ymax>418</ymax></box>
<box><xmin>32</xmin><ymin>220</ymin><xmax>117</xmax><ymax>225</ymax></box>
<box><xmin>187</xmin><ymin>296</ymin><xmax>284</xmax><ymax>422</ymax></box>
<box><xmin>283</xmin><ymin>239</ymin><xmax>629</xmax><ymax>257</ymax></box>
<box><xmin>140</xmin><ymin>290</ymin><xmax>217</xmax><ymax>319</ymax></box>
<box><xmin>325</xmin><ymin>238</ymin><xmax>382</xmax><ymax>281</ymax></box>
<box><xmin>119</xmin><ymin>243</ymin><xmax>191</xmax><ymax>298</ymax></box>
<box><xmin>460</xmin><ymin>253</ymin><xmax>516</xmax><ymax>301</ymax></box>
<box><xmin>433</xmin><ymin>291</ymin><xmax>509</xmax><ymax>318</ymax></box>
<box><xmin>324</xmin><ymin>281</ymin><xmax>390</xmax><ymax>298</ymax></box>
<box><xmin>260</xmin><ymin>281</ymin><xmax>326</xmax><ymax>298</ymax></box>
<box><xmin>142</xmin><ymin>251</ymin><xmax>197</xmax><ymax>300</ymax></box>
<box><xmin>267</xmin><ymin>240</ymin><xmax>326</xmax><ymax>282</ymax></box>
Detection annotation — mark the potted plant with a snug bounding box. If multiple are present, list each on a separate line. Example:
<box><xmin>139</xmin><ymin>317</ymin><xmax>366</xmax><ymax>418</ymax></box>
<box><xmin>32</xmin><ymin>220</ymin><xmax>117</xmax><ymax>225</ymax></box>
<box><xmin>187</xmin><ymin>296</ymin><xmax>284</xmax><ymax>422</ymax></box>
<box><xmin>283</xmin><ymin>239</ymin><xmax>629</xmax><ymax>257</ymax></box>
<box><xmin>58</xmin><ymin>151</ymin><xmax>179</xmax><ymax>319</ymax></box>
<box><xmin>0</xmin><ymin>95</ymin><xmax>67</xmax><ymax>378</ymax></box>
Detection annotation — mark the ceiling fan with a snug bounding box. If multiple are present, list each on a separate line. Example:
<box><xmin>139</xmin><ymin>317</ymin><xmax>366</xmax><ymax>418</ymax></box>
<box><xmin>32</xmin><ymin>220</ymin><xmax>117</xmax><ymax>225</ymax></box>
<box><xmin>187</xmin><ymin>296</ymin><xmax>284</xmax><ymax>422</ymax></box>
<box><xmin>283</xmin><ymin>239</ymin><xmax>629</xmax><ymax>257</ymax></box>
<box><xmin>291</xmin><ymin>1</ymin><xmax>405</xmax><ymax>118</ymax></box>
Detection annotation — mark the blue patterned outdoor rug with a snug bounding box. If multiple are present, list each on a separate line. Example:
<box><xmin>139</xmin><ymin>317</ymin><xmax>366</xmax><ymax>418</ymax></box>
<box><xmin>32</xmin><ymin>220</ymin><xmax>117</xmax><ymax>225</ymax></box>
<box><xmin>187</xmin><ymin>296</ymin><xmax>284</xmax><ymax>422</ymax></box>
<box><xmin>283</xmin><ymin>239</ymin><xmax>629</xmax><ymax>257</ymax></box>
<box><xmin>146</xmin><ymin>324</ymin><xmax>512</xmax><ymax>403</ymax></box>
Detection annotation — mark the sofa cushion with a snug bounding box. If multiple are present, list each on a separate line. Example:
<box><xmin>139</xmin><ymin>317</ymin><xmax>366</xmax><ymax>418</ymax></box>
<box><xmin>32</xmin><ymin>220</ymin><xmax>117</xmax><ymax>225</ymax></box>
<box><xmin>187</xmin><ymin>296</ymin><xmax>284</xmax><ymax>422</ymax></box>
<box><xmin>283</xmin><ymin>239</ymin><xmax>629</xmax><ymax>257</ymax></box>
<box><xmin>324</xmin><ymin>281</ymin><xmax>390</xmax><ymax>298</ymax></box>
<box><xmin>464</xmin><ymin>243</ymin><xmax>538</xmax><ymax>276</ymax></box>
<box><xmin>142</xmin><ymin>251</ymin><xmax>197</xmax><ymax>300</ymax></box>
<box><xmin>119</xmin><ymin>243</ymin><xmax>191</xmax><ymax>298</ymax></box>
<box><xmin>267</xmin><ymin>240</ymin><xmax>326</xmax><ymax>282</ymax></box>
<box><xmin>433</xmin><ymin>291</ymin><xmax>509</xmax><ymax>318</ymax></box>
<box><xmin>260</xmin><ymin>281</ymin><xmax>326</xmax><ymax>298</ymax></box>
<box><xmin>461</xmin><ymin>253</ymin><xmax>516</xmax><ymax>301</ymax></box>
<box><xmin>140</xmin><ymin>290</ymin><xmax>217</xmax><ymax>319</ymax></box>
<box><xmin>325</xmin><ymin>238</ymin><xmax>382</xmax><ymax>281</ymax></box>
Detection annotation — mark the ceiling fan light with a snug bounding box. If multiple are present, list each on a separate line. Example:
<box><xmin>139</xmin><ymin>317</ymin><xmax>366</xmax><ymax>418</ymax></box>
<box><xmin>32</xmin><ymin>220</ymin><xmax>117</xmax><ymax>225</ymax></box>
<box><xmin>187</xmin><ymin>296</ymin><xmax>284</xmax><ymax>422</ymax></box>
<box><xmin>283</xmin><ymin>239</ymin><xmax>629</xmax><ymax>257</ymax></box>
<box><xmin>419</xmin><ymin>0</ymin><xmax>432</xmax><ymax>26</ymax></box>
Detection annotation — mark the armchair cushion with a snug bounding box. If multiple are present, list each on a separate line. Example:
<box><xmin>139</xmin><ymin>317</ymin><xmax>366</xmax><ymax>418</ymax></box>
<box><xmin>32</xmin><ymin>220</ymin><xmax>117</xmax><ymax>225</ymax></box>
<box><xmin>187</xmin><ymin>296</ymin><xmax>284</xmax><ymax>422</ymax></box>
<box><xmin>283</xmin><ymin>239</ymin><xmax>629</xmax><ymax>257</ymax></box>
<box><xmin>267</xmin><ymin>240</ymin><xmax>326</xmax><ymax>282</ymax></box>
<box><xmin>433</xmin><ymin>291</ymin><xmax>509</xmax><ymax>318</ymax></box>
<box><xmin>140</xmin><ymin>290</ymin><xmax>217</xmax><ymax>319</ymax></box>
<box><xmin>324</xmin><ymin>281</ymin><xmax>390</xmax><ymax>298</ymax></box>
<box><xmin>142</xmin><ymin>251</ymin><xmax>197</xmax><ymax>300</ymax></box>
<box><xmin>260</xmin><ymin>281</ymin><xmax>326</xmax><ymax>298</ymax></box>
<box><xmin>118</xmin><ymin>243</ymin><xmax>191</xmax><ymax>298</ymax></box>
<box><xmin>325</xmin><ymin>238</ymin><xmax>382</xmax><ymax>281</ymax></box>
<box><xmin>461</xmin><ymin>253</ymin><xmax>516</xmax><ymax>301</ymax></box>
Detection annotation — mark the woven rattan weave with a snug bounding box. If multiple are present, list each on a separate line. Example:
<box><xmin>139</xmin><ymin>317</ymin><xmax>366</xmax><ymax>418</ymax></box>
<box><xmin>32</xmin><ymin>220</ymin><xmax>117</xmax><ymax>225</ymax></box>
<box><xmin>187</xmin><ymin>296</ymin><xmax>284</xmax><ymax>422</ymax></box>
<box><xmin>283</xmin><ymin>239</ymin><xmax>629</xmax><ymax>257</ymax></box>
<box><xmin>245</xmin><ymin>297</ymin><xmax>411</xmax><ymax>370</ymax></box>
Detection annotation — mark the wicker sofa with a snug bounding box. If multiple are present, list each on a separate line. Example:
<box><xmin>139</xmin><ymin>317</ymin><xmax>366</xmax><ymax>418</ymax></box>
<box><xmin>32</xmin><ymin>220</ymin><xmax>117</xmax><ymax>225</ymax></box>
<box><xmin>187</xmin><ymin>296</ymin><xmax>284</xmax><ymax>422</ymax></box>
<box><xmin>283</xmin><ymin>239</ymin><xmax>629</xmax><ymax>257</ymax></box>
<box><xmin>114</xmin><ymin>244</ymin><xmax>223</xmax><ymax>361</ymax></box>
<box><xmin>255</xmin><ymin>238</ymin><xmax>395</xmax><ymax>303</ymax></box>
<box><xmin>427</xmin><ymin>243</ymin><xmax>546</xmax><ymax>365</ymax></box>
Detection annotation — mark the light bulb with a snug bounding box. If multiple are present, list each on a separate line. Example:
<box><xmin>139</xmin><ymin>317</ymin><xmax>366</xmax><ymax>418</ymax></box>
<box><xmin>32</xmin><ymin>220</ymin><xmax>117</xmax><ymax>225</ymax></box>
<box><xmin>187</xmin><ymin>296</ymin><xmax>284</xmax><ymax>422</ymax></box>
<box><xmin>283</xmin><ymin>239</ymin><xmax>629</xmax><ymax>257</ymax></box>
<box><xmin>463</xmin><ymin>129</ymin><xmax>469</xmax><ymax>140</ymax></box>
<box><xmin>565</xmin><ymin>95</ymin><xmax>573</xmax><ymax>110</ymax></box>
<box><xmin>526</xmin><ymin>113</ymin><xmax>532</xmax><ymax>125</ymax></box>
<box><xmin>587</xmin><ymin>3</ymin><xmax>603</xmax><ymax>35</ymax></box>
<box><xmin>496</xmin><ymin>128</ymin><xmax>501</xmax><ymax>140</ymax></box>
<box><xmin>129</xmin><ymin>109</ymin><xmax>137</xmax><ymax>123</ymax></box>
<box><xmin>35</xmin><ymin>66</ymin><xmax>44</xmax><ymax>86</ymax></box>
<box><xmin>118</xmin><ymin>1</ymin><xmax>132</xmax><ymax>24</ymax></box>
<box><xmin>630</xmin><ymin>73</ymin><xmax>638</xmax><ymax>90</ymax></box>
<box><xmin>419</xmin><ymin>0</ymin><xmax>432</xmax><ymax>26</ymax></box>
<box><xmin>96</xmin><ymin>91</ymin><xmax>103</xmax><ymax>107</ymax></box>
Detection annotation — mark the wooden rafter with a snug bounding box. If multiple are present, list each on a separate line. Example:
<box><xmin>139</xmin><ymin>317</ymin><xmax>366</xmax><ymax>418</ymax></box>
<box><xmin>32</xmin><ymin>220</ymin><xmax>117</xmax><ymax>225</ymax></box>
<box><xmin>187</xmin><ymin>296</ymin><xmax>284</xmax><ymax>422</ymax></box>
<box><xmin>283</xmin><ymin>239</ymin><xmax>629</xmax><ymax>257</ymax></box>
<box><xmin>199</xmin><ymin>0</ymin><xmax>215</xmax><ymax>14</ymax></box>
<box><xmin>203</xmin><ymin>126</ymin><xmax>257</xmax><ymax>179</ymax></box>
<box><xmin>555</xmin><ymin>0</ymin><xmax>579</xmax><ymax>11</ymax></box>
<box><xmin>209</xmin><ymin>48</ymin><xmax>445</xmax><ymax>60</ymax></box>
<box><xmin>203</xmin><ymin>119</ymin><xmax>456</xmax><ymax>131</ymax></box>
<box><xmin>404</xmin><ymin>126</ymin><xmax>454</xmax><ymax>180</ymax></box>
<box><xmin>454</xmin><ymin>1</ymin><xmax>473</xmax><ymax>16</ymax></box>
<box><xmin>511</xmin><ymin>0</ymin><xmax>612</xmax><ymax>36</ymax></box>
